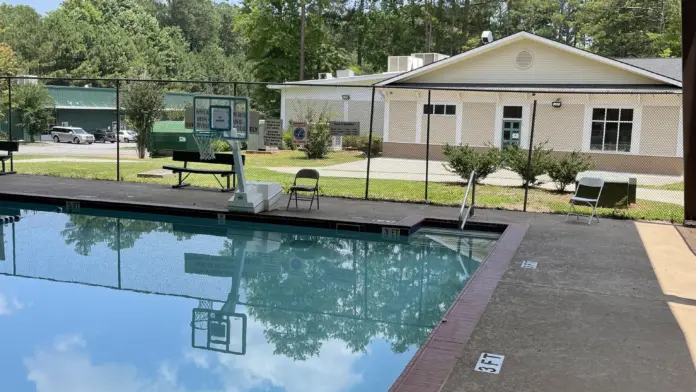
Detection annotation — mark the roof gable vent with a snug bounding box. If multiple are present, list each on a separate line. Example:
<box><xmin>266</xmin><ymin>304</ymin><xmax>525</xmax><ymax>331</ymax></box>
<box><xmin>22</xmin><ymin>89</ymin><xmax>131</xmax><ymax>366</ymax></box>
<box><xmin>515</xmin><ymin>50</ymin><xmax>534</xmax><ymax>69</ymax></box>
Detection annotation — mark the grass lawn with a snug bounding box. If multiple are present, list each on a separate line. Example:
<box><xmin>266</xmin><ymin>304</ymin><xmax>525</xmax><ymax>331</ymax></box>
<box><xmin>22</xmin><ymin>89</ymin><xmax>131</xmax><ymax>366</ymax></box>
<box><xmin>639</xmin><ymin>181</ymin><xmax>684</xmax><ymax>191</ymax></box>
<box><xmin>11</xmin><ymin>153</ymin><xmax>684</xmax><ymax>223</ymax></box>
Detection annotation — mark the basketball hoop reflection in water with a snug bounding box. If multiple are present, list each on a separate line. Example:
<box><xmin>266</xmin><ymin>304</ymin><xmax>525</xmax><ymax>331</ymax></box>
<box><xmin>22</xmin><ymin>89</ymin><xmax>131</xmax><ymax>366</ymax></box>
<box><xmin>185</xmin><ymin>227</ymin><xmax>281</xmax><ymax>356</ymax></box>
<box><xmin>191</xmin><ymin>306</ymin><xmax>247</xmax><ymax>355</ymax></box>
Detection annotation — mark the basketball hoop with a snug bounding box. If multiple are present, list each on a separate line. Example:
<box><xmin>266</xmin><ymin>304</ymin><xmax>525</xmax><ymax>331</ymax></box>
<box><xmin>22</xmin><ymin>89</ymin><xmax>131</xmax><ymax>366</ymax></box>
<box><xmin>191</xmin><ymin>299</ymin><xmax>215</xmax><ymax>330</ymax></box>
<box><xmin>192</xmin><ymin>131</ymin><xmax>223</xmax><ymax>161</ymax></box>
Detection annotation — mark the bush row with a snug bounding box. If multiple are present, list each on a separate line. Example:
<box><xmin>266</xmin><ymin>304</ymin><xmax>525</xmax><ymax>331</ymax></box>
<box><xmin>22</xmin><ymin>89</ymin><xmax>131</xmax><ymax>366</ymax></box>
<box><xmin>442</xmin><ymin>142</ymin><xmax>594</xmax><ymax>192</ymax></box>
<box><xmin>281</xmin><ymin>131</ymin><xmax>382</xmax><ymax>157</ymax></box>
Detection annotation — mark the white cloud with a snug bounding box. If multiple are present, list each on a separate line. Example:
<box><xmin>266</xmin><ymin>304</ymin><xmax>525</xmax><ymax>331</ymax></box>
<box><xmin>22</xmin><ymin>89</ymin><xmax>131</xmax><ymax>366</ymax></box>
<box><xmin>0</xmin><ymin>293</ymin><xmax>25</xmax><ymax>316</ymax></box>
<box><xmin>184</xmin><ymin>317</ymin><xmax>364</xmax><ymax>392</ymax></box>
<box><xmin>53</xmin><ymin>334</ymin><xmax>86</xmax><ymax>352</ymax></box>
<box><xmin>183</xmin><ymin>350</ymin><xmax>210</xmax><ymax>369</ymax></box>
<box><xmin>25</xmin><ymin>335</ymin><xmax>187</xmax><ymax>392</ymax></box>
<box><xmin>26</xmin><ymin>317</ymin><xmax>366</xmax><ymax>392</ymax></box>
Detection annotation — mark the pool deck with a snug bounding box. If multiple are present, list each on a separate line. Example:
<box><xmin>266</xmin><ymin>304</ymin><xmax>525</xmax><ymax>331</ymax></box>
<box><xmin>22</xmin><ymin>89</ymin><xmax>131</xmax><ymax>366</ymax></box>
<box><xmin>0</xmin><ymin>174</ymin><xmax>486</xmax><ymax>236</ymax></box>
<box><xmin>1</xmin><ymin>174</ymin><xmax>695</xmax><ymax>391</ymax></box>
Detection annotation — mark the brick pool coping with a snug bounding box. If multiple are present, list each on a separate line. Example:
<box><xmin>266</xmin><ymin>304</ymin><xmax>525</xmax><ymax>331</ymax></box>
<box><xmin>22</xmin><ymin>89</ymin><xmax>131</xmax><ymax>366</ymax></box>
<box><xmin>390</xmin><ymin>222</ymin><xmax>529</xmax><ymax>392</ymax></box>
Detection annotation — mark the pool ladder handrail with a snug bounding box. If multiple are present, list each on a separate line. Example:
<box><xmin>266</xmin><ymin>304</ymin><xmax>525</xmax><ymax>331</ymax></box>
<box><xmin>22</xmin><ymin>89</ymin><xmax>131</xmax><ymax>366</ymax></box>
<box><xmin>458</xmin><ymin>171</ymin><xmax>476</xmax><ymax>230</ymax></box>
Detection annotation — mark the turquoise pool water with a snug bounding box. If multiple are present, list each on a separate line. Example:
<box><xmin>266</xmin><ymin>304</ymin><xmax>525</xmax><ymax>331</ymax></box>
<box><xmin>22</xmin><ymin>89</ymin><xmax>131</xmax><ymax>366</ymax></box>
<box><xmin>0</xmin><ymin>204</ymin><xmax>499</xmax><ymax>392</ymax></box>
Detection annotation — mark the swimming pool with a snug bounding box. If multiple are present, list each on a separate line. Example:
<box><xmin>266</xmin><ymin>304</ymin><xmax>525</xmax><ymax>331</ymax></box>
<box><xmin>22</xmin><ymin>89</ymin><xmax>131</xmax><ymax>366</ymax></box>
<box><xmin>0</xmin><ymin>203</ymin><xmax>499</xmax><ymax>391</ymax></box>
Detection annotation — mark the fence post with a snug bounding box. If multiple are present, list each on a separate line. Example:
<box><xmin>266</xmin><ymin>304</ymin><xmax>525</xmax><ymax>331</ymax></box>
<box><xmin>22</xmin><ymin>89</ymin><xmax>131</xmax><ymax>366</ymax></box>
<box><xmin>116</xmin><ymin>79</ymin><xmax>121</xmax><ymax>181</ymax></box>
<box><xmin>7</xmin><ymin>78</ymin><xmax>13</xmax><ymax>172</ymax></box>
<box><xmin>684</xmin><ymin>0</ymin><xmax>696</xmax><ymax>224</ymax></box>
<box><xmin>364</xmin><ymin>86</ymin><xmax>376</xmax><ymax>200</ymax></box>
<box><xmin>425</xmin><ymin>89</ymin><xmax>432</xmax><ymax>202</ymax></box>
<box><xmin>523</xmin><ymin>98</ymin><xmax>538</xmax><ymax>212</ymax></box>
<box><xmin>233</xmin><ymin>82</ymin><xmax>238</xmax><ymax>96</ymax></box>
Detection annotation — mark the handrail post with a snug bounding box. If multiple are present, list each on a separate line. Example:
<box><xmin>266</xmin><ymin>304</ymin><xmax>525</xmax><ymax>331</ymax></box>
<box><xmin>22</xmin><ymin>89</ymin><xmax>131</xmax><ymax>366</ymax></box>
<box><xmin>471</xmin><ymin>175</ymin><xmax>476</xmax><ymax>217</ymax></box>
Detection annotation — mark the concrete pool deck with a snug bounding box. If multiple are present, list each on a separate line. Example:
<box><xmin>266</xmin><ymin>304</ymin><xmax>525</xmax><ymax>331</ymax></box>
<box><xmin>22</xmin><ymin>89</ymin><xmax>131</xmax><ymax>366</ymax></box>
<box><xmin>0</xmin><ymin>174</ymin><xmax>694</xmax><ymax>391</ymax></box>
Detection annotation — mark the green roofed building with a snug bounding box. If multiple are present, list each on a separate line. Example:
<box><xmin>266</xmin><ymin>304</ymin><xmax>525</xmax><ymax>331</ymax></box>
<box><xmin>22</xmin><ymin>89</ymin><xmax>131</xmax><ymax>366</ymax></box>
<box><xmin>2</xmin><ymin>85</ymin><xmax>195</xmax><ymax>141</ymax></box>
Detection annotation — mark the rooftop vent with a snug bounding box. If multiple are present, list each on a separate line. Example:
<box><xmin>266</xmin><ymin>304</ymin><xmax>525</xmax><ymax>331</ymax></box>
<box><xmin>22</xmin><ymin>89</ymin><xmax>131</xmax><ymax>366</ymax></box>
<box><xmin>411</xmin><ymin>53</ymin><xmax>450</xmax><ymax>66</ymax></box>
<box><xmin>336</xmin><ymin>69</ymin><xmax>355</xmax><ymax>78</ymax></box>
<box><xmin>387</xmin><ymin>56</ymin><xmax>423</xmax><ymax>73</ymax></box>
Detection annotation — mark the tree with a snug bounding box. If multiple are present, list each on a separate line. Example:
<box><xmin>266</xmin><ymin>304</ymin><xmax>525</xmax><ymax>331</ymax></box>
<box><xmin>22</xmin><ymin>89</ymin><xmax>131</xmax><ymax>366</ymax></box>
<box><xmin>169</xmin><ymin>0</ymin><xmax>221</xmax><ymax>52</ymax></box>
<box><xmin>0</xmin><ymin>44</ymin><xmax>21</xmax><ymax>76</ymax></box>
<box><xmin>12</xmin><ymin>83</ymin><xmax>54</xmax><ymax>142</ymax></box>
<box><xmin>0</xmin><ymin>4</ymin><xmax>43</xmax><ymax>72</ymax></box>
<box><xmin>123</xmin><ymin>82</ymin><xmax>165</xmax><ymax>158</ymax></box>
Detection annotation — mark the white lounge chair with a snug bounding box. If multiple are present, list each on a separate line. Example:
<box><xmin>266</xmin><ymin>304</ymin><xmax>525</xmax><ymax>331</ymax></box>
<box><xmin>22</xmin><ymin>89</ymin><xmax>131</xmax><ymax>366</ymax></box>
<box><xmin>566</xmin><ymin>177</ymin><xmax>604</xmax><ymax>224</ymax></box>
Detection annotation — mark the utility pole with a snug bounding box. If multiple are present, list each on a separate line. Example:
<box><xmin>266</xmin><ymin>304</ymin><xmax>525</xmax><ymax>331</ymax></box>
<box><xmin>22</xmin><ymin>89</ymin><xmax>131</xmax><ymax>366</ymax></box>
<box><xmin>357</xmin><ymin>0</ymin><xmax>364</xmax><ymax>66</ymax></box>
<box><xmin>684</xmin><ymin>0</ymin><xmax>695</xmax><ymax>225</ymax></box>
<box><xmin>299</xmin><ymin>0</ymin><xmax>306</xmax><ymax>80</ymax></box>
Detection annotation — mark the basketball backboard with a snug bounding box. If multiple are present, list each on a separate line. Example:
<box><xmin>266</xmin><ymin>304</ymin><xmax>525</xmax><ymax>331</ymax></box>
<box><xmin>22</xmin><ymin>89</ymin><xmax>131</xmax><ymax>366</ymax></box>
<box><xmin>192</xmin><ymin>96</ymin><xmax>249</xmax><ymax>141</ymax></box>
<box><xmin>191</xmin><ymin>307</ymin><xmax>247</xmax><ymax>355</ymax></box>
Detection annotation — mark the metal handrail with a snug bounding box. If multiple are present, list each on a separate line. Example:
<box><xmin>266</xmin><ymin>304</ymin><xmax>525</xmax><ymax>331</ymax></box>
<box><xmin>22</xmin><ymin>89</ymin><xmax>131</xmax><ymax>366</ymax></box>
<box><xmin>458</xmin><ymin>171</ymin><xmax>476</xmax><ymax>230</ymax></box>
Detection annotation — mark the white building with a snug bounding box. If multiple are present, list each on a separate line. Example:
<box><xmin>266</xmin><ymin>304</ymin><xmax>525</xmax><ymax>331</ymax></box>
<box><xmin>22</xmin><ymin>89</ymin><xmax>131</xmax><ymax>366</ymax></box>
<box><xmin>273</xmin><ymin>32</ymin><xmax>683</xmax><ymax>175</ymax></box>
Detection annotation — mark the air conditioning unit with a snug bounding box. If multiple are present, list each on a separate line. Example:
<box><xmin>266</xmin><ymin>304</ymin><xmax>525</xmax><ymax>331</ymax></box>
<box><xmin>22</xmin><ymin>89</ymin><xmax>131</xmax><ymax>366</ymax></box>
<box><xmin>387</xmin><ymin>56</ymin><xmax>423</xmax><ymax>73</ymax></box>
<box><xmin>336</xmin><ymin>69</ymin><xmax>355</xmax><ymax>78</ymax></box>
<box><xmin>16</xmin><ymin>75</ymin><xmax>38</xmax><ymax>85</ymax></box>
<box><xmin>318</xmin><ymin>72</ymin><xmax>334</xmax><ymax>80</ymax></box>
<box><xmin>411</xmin><ymin>53</ymin><xmax>450</xmax><ymax>66</ymax></box>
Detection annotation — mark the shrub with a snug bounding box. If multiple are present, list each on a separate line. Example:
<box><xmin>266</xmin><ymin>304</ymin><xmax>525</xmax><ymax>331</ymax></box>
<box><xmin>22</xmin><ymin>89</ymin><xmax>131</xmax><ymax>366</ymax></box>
<box><xmin>282</xmin><ymin>130</ymin><xmax>295</xmax><ymax>150</ymax></box>
<box><xmin>359</xmin><ymin>136</ymin><xmax>382</xmax><ymax>156</ymax></box>
<box><xmin>442</xmin><ymin>144</ymin><xmax>502</xmax><ymax>183</ymax></box>
<box><xmin>502</xmin><ymin>142</ymin><xmax>553</xmax><ymax>186</ymax></box>
<box><xmin>548</xmin><ymin>151</ymin><xmax>594</xmax><ymax>192</ymax></box>
<box><xmin>342</xmin><ymin>136</ymin><xmax>360</xmax><ymax>149</ymax></box>
<box><xmin>211</xmin><ymin>139</ymin><xmax>230</xmax><ymax>152</ymax></box>
<box><xmin>304</xmin><ymin>120</ymin><xmax>332</xmax><ymax>159</ymax></box>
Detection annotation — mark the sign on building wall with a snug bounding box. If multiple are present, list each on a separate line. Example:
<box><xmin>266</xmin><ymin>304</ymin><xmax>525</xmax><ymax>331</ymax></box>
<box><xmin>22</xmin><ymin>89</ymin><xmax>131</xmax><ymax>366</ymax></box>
<box><xmin>329</xmin><ymin>121</ymin><xmax>360</xmax><ymax>136</ymax></box>
<box><xmin>292</xmin><ymin>122</ymin><xmax>309</xmax><ymax>145</ymax></box>
<box><xmin>248</xmin><ymin>112</ymin><xmax>261</xmax><ymax>134</ymax></box>
<box><xmin>264</xmin><ymin>119</ymin><xmax>283</xmax><ymax>147</ymax></box>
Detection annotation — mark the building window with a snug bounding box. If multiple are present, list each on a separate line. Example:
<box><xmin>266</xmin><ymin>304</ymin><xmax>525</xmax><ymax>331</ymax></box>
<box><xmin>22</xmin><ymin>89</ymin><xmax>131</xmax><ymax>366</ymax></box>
<box><xmin>502</xmin><ymin>106</ymin><xmax>523</xmax><ymax>148</ymax></box>
<box><xmin>423</xmin><ymin>104</ymin><xmax>456</xmax><ymax>116</ymax></box>
<box><xmin>590</xmin><ymin>108</ymin><xmax>633</xmax><ymax>152</ymax></box>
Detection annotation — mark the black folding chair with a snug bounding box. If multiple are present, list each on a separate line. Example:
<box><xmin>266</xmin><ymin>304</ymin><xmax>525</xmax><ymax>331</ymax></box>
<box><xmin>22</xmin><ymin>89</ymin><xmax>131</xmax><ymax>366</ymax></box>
<box><xmin>286</xmin><ymin>169</ymin><xmax>320</xmax><ymax>211</ymax></box>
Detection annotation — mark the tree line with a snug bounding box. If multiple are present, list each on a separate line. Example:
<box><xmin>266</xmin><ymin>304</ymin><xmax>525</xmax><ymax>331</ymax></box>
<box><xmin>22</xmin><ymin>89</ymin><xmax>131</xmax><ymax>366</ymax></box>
<box><xmin>0</xmin><ymin>0</ymin><xmax>683</xmax><ymax>84</ymax></box>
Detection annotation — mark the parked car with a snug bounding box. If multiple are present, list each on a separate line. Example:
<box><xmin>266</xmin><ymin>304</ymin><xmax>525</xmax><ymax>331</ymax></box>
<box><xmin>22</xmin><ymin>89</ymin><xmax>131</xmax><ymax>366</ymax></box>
<box><xmin>88</xmin><ymin>128</ymin><xmax>116</xmax><ymax>143</ymax></box>
<box><xmin>50</xmin><ymin>126</ymin><xmax>95</xmax><ymax>144</ymax></box>
<box><xmin>118</xmin><ymin>130</ymin><xmax>138</xmax><ymax>143</ymax></box>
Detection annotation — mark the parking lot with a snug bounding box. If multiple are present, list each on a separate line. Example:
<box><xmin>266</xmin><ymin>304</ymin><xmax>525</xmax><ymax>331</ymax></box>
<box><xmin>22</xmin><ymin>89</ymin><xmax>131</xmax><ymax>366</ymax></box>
<box><xmin>16</xmin><ymin>141</ymin><xmax>139</xmax><ymax>158</ymax></box>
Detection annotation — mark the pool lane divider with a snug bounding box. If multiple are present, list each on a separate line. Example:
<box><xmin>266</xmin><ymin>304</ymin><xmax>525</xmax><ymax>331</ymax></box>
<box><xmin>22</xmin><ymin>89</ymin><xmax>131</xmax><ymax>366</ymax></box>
<box><xmin>390</xmin><ymin>222</ymin><xmax>529</xmax><ymax>392</ymax></box>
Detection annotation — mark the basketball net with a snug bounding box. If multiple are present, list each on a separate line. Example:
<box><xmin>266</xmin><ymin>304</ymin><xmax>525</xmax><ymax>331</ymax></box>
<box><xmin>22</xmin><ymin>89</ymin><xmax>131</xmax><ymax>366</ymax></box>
<box><xmin>193</xmin><ymin>132</ymin><xmax>220</xmax><ymax>161</ymax></box>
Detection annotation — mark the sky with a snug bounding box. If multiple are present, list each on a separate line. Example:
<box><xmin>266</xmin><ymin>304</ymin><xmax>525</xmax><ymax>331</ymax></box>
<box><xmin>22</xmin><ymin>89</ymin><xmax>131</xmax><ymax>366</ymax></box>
<box><xmin>4</xmin><ymin>0</ymin><xmax>61</xmax><ymax>14</ymax></box>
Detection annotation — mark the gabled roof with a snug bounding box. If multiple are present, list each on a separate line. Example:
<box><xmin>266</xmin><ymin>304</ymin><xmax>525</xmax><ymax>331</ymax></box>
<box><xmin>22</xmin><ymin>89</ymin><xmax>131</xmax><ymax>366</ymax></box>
<box><xmin>615</xmin><ymin>58</ymin><xmax>682</xmax><ymax>81</ymax></box>
<box><xmin>376</xmin><ymin>32</ymin><xmax>682</xmax><ymax>88</ymax></box>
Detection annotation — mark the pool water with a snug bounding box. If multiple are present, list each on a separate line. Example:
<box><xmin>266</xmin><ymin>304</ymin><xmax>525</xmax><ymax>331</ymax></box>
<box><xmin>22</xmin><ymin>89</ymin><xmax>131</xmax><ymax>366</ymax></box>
<box><xmin>0</xmin><ymin>204</ymin><xmax>499</xmax><ymax>392</ymax></box>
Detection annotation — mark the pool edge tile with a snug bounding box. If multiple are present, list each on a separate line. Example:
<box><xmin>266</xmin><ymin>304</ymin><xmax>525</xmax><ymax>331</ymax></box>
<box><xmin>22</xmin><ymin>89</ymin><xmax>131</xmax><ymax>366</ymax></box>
<box><xmin>390</xmin><ymin>222</ymin><xmax>529</xmax><ymax>392</ymax></box>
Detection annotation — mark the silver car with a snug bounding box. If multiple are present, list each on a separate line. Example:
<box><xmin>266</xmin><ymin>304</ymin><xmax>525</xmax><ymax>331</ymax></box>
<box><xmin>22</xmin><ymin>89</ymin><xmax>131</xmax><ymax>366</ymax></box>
<box><xmin>51</xmin><ymin>126</ymin><xmax>95</xmax><ymax>144</ymax></box>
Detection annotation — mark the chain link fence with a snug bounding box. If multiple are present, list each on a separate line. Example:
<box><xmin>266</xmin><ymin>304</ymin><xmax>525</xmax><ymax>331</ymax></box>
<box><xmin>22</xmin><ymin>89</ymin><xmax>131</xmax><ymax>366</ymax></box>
<box><xmin>0</xmin><ymin>76</ymin><xmax>685</xmax><ymax>223</ymax></box>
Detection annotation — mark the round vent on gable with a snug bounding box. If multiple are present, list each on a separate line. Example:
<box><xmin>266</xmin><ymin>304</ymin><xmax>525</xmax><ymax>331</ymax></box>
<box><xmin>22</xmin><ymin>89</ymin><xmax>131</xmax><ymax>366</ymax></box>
<box><xmin>515</xmin><ymin>50</ymin><xmax>534</xmax><ymax>69</ymax></box>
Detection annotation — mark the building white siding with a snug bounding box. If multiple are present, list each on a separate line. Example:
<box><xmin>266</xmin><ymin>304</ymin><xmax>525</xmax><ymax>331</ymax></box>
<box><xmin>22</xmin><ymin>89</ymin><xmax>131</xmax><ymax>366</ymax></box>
<box><xmin>405</xmin><ymin>40</ymin><xmax>661</xmax><ymax>86</ymax></box>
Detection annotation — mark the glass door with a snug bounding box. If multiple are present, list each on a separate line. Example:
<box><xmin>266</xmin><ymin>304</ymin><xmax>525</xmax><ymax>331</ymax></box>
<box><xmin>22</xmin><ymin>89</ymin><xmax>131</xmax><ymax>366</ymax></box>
<box><xmin>502</xmin><ymin>120</ymin><xmax>521</xmax><ymax>148</ymax></box>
